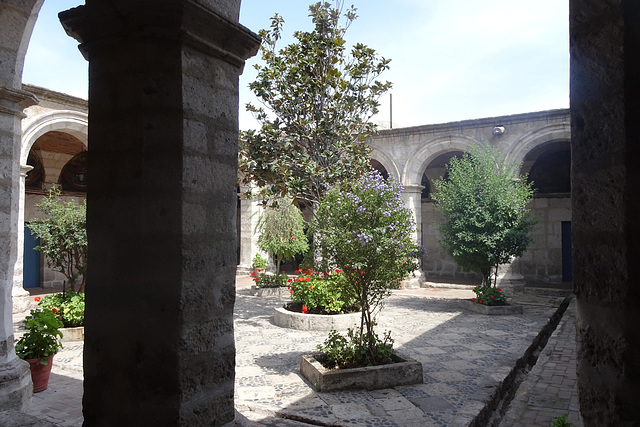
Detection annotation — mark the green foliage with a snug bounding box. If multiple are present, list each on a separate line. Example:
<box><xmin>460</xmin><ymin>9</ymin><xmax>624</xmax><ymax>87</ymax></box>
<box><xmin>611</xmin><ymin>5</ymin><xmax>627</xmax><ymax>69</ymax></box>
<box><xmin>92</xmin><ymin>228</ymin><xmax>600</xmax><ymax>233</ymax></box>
<box><xmin>312</xmin><ymin>171</ymin><xmax>423</xmax><ymax>360</ymax></box>
<box><xmin>252</xmin><ymin>253</ymin><xmax>268</xmax><ymax>270</ymax></box>
<box><xmin>15</xmin><ymin>308</ymin><xmax>63</xmax><ymax>363</ymax></box>
<box><xmin>550</xmin><ymin>415</ymin><xmax>574</xmax><ymax>427</ymax></box>
<box><xmin>256</xmin><ymin>196</ymin><xmax>309</xmax><ymax>272</ymax></box>
<box><xmin>317</xmin><ymin>327</ymin><xmax>393</xmax><ymax>369</ymax></box>
<box><xmin>289</xmin><ymin>269</ymin><xmax>358</xmax><ymax>314</ymax></box>
<box><xmin>254</xmin><ymin>273</ymin><xmax>289</xmax><ymax>288</ymax></box>
<box><xmin>38</xmin><ymin>291</ymin><xmax>85</xmax><ymax>327</ymax></box>
<box><xmin>432</xmin><ymin>144</ymin><xmax>536</xmax><ymax>288</ymax></box>
<box><xmin>28</xmin><ymin>187</ymin><xmax>87</xmax><ymax>292</ymax></box>
<box><xmin>472</xmin><ymin>285</ymin><xmax>508</xmax><ymax>306</ymax></box>
<box><xmin>239</xmin><ymin>1</ymin><xmax>392</xmax><ymax>204</ymax></box>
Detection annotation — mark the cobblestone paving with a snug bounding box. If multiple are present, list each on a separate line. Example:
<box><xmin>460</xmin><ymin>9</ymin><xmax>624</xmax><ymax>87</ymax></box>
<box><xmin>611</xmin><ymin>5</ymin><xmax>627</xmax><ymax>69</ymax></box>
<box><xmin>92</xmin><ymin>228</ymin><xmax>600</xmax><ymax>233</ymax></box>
<box><xmin>235</xmin><ymin>281</ymin><xmax>559</xmax><ymax>426</ymax></box>
<box><xmin>17</xmin><ymin>278</ymin><xmax>572</xmax><ymax>426</ymax></box>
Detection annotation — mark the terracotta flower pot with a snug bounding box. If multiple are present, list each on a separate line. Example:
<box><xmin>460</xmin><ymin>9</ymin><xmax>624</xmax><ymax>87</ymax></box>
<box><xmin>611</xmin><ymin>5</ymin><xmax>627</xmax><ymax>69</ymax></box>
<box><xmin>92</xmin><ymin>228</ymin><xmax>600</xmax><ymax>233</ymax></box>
<box><xmin>26</xmin><ymin>354</ymin><xmax>55</xmax><ymax>393</ymax></box>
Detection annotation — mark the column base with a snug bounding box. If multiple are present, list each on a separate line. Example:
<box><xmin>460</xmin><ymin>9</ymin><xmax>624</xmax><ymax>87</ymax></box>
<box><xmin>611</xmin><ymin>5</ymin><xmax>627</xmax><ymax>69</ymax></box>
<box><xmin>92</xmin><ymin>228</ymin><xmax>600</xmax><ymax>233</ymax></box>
<box><xmin>0</xmin><ymin>356</ymin><xmax>33</xmax><ymax>411</ymax></box>
<box><xmin>401</xmin><ymin>270</ymin><xmax>425</xmax><ymax>289</ymax></box>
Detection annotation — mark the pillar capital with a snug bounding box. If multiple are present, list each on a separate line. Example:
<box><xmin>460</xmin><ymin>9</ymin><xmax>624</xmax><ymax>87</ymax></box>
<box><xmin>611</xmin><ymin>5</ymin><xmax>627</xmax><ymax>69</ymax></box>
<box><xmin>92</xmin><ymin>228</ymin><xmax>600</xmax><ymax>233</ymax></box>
<box><xmin>60</xmin><ymin>1</ymin><xmax>259</xmax><ymax>69</ymax></box>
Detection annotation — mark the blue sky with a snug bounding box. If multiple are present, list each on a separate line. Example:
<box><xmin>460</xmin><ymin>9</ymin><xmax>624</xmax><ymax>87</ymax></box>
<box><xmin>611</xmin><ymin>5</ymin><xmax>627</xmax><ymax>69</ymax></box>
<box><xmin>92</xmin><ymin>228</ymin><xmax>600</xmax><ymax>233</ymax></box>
<box><xmin>23</xmin><ymin>0</ymin><xmax>569</xmax><ymax>130</ymax></box>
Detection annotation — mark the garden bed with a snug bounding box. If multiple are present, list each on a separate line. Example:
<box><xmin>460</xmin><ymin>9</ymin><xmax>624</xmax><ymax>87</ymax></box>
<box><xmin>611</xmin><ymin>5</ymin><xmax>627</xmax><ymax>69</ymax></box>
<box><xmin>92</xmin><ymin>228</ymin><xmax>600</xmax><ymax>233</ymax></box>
<box><xmin>251</xmin><ymin>286</ymin><xmax>291</xmax><ymax>298</ymax></box>
<box><xmin>273</xmin><ymin>306</ymin><xmax>360</xmax><ymax>331</ymax></box>
<box><xmin>458</xmin><ymin>299</ymin><xmax>523</xmax><ymax>315</ymax></box>
<box><xmin>300</xmin><ymin>352</ymin><xmax>423</xmax><ymax>392</ymax></box>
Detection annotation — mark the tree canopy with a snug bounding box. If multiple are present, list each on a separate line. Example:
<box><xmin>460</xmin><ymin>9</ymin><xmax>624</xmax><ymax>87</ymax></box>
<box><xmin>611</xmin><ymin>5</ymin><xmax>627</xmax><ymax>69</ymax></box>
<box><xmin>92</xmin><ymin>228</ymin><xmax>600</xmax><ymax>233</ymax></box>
<box><xmin>239</xmin><ymin>1</ymin><xmax>392</xmax><ymax>205</ymax></box>
<box><xmin>432</xmin><ymin>144</ymin><xmax>537</xmax><ymax>287</ymax></box>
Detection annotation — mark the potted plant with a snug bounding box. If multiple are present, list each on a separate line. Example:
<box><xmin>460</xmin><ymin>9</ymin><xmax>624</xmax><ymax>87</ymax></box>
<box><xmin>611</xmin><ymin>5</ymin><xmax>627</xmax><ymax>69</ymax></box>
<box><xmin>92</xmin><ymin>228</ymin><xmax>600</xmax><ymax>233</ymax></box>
<box><xmin>36</xmin><ymin>292</ymin><xmax>85</xmax><ymax>340</ymax></box>
<box><xmin>15</xmin><ymin>307</ymin><xmax>63</xmax><ymax>392</ymax></box>
<box><xmin>251</xmin><ymin>253</ymin><xmax>268</xmax><ymax>275</ymax></box>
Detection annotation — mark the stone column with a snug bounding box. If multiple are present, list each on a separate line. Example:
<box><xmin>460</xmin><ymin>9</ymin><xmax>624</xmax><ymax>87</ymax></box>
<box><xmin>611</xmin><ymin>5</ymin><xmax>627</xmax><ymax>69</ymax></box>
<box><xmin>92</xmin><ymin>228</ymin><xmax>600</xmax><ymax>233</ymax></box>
<box><xmin>0</xmin><ymin>87</ymin><xmax>37</xmax><ymax>410</ymax></box>
<box><xmin>570</xmin><ymin>1</ymin><xmax>640</xmax><ymax>424</ymax></box>
<box><xmin>401</xmin><ymin>184</ymin><xmax>425</xmax><ymax>288</ymax></box>
<box><xmin>60</xmin><ymin>2</ymin><xmax>259</xmax><ymax>425</ymax></box>
<box><xmin>12</xmin><ymin>165</ymin><xmax>33</xmax><ymax>315</ymax></box>
<box><xmin>237</xmin><ymin>184</ymin><xmax>263</xmax><ymax>274</ymax></box>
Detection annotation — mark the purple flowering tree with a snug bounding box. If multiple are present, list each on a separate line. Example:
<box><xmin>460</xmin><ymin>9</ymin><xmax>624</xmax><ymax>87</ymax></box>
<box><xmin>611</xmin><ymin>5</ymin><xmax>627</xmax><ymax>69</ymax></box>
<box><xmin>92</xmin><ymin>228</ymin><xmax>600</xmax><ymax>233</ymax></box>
<box><xmin>313</xmin><ymin>171</ymin><xmax>423</xmax><ymax>367</ymax></box>
<box><xmin>432</xmin><ymin>144</ymin><xmax>537</xmax><ymax>288</ymax></box>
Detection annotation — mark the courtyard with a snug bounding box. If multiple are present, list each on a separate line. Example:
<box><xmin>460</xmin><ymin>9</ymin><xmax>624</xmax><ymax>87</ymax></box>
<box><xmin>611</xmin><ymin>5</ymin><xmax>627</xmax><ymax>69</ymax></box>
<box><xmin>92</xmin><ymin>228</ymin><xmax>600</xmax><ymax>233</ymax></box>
<box><xmin>16</xmin><ymin>276</ymin><xmax>579</xmax><ymax>427</ymax></box>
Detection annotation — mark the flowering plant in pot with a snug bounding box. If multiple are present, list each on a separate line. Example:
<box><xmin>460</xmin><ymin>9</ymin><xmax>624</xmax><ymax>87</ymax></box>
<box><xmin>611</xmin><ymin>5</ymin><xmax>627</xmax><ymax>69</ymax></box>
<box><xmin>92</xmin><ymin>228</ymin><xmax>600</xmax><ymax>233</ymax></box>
<box><xmin>15</xmin><ymin>306</ymin><xmax>64</xmax><ymax>392</ymax></box>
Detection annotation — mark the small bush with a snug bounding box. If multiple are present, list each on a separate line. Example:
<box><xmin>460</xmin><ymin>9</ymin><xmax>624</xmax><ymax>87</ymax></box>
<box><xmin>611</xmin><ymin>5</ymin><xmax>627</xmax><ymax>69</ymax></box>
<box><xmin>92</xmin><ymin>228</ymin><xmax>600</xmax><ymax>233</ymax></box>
<box><xmin>37</xmin><ymin>291</ymin><xmax>85</xmax><ymax>327</ymax></box>
<box><xmin>471</xmin><ymin>285</ymin><xmax>508</xmax><ymax>306</ymax></box>
<box><xmin>317</xmin><ymin>328</ymin><xmax>394</xmax><ymax>369</ymax></box>
<box><xmin>288</xmin><ymin>269</ymin><xmax>359</xmax><ymax>314</ymax></box>
<box><xmin>15</xmin><ymin>308</ymin><xmax>63</xmax><ymax>362</ymax></box>
<box><xmin>252</xmin><ymin>253</ymin><xmax>268</xmax><ymax>270</ymax></box>
<box><xmin>254</xmin><ymin>273</ymin><xmax>288</xmax><ymax>288</ymax></box>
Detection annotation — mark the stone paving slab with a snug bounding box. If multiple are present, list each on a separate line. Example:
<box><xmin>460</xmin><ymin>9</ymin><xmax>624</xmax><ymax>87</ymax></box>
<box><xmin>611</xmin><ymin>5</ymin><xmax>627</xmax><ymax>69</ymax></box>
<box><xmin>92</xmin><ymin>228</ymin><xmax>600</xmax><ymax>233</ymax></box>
<box><xmin>13</xmin><ymin>277</ymin><xmax>574</xmax><ymax>426</ymax></box>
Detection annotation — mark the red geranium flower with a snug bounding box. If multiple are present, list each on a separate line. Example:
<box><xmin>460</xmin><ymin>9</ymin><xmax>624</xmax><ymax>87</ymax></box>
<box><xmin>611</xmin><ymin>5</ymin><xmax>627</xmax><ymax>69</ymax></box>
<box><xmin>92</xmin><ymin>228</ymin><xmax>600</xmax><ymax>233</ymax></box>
<box><xmin>252</xmin><ymin>278</ymin><xmax>258</xmax><ymax>282</ymax></box>
<box><xmin>497</xmin><ymin>288</ymin><xmax>502</xmax><ymax>292</ymax></box>
<box><xmin>302</xmin><ymin>306</ymin><xmax>308</xmax><ymax>314</ymax></box>
<box><xmin>290</xmin><ymin>290</ymin><xmax>294</xmax><ymax>294</ymax></box>
<box><xmin>251</xmin><ymin>272</ymin><xmax>255</xmax><ymax>276</ymax></box>
<box><xmin>52</xmin><ymin>308</ymin><xmax>58</xmax><ymax>313</ymax></box>
<box><xmin>34</xmin><ymin>297</ymin><xmax>41</xmax><ymax>302</ymax></box>
<box><xmin>490</xmin><ymin>295</ymin><xmax>493</xmax><ymax>299</ymax></box>
<box><xmin>308</xmin><ymin>286</ymin><xmax>312</xmax><ymax>290</ymax></box>
<box><xmin>335</xmin><ymin>269</ymin><xmax>341</xmax><ymax>273</ymax></box>
<box><xmin>479</xmin><ymin>299</ymin><xmax>483</xmax><ymax>304</ymax></box>
<box><xmin>472</xmin><ymin>298</ymin><xmax>476</xmax><ymax>302</ymax></box>
<box><xmin>291</xmin><ymin>236</ymin><xmax>295</xmax><ymax>239</ymax></box>
<box><xmin>287</xmin><ymin>279</ymin><xmax>292</xmax><ymax>283</ymax></box>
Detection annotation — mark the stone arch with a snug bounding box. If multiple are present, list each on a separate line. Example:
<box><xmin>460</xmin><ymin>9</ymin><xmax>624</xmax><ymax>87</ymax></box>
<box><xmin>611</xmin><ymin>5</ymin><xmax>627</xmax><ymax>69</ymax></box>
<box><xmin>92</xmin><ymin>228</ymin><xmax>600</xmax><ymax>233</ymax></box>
<box><xmin>402</xmin><ymin>134</ymin><xmax>482</xmax><ymax>186</ymax></box>
<box><xmin>21</xmin><ymin>110</ymin><xmax>88</xmax><ymax>164</ymax></box>
<box><xmin>502</xmin><ymin>123</ymin><xmax>571</xmax><ymax>167</ymax></box>
<box><xmin>369</xmin><ymin>148</ymin><xmax>399</xmax><ymax>181</ymax></box>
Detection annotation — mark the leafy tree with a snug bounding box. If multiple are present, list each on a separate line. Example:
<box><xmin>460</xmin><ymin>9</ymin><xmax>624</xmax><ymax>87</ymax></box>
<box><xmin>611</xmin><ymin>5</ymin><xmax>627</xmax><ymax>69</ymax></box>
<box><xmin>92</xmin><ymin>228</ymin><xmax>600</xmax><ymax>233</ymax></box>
<box><xmin>313</xmin><ymin>171</ymin><xmax>422</xmax><ymax>366</ymax></box>
<box><xmin>239</xmin><ymin>1</ymin><xmax>392</xmax><ymax>205</ymax></box>
<box><xmin>256</xmin><ymin>196</ymin><xmax>309</xmax><ymax>273</ymax></box>
<box><xmin>28</xmin><ymin>187</ymin><xmax>87</xmax><ymax>293</ymax></box>
<box><xmin>432</xmin><ymin>144</ymin><xmax>536</xmax><ymax>288</ymax></box>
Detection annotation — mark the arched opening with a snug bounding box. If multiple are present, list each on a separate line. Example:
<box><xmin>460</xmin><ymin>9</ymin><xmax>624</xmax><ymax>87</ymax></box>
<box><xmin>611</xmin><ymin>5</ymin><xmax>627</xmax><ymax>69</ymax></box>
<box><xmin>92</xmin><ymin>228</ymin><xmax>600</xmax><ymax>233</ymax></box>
<box><xmin>421</xmin><ymin>151</ymin><xmax>464</xmax><ymax>200</ymax></box>
<box><xmin>523</xmin><ymin>141</ymin><xmax>571</xmax><ymax>195</ymax></box>
<box><xmin>370</xmin><ymin>159</ymin><xmax>389</xmax><ymax>180</ymax></box>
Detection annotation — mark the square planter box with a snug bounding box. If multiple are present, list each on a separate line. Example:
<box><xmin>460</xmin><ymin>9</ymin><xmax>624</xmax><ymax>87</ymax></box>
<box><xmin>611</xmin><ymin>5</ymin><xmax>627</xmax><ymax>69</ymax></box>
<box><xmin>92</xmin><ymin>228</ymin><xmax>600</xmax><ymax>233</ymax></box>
<box><xmin>251</xmin><ymin>286</ymin><xmax>291</xmax><ymax>298</ymax></box>
<box><xmin>61</xmin><ymin>326</ymin><xmax>84</xmax><ymax>342</ymax></box>
<box><xmin>458</xmin><ymin>299</ymin><xmax>523</xmax><ymax>315</ymax></box>
<box><xmin>300</xmin><ymin>352</ymin><xmax>423</xmax><ymax>392</ymax></box>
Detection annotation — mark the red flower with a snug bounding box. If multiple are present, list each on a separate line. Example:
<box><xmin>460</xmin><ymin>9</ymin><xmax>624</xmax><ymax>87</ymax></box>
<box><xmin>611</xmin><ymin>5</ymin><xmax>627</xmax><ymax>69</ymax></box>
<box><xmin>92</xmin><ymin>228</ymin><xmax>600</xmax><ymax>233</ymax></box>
<box><xmin>287</xmin><ymin>286</ymin><xmax>291</xmax><ymax>289</ymax></box>
<box><xmin>291</xmin><ymin>236</ymin><xmax>295</xmax><ymax>239</ymax></box>
<box><xmin>304</xmin><ymin>277</ymin><xmax>310</xmax><ymax>282</ymax></box>
<box><xmin>287</xmin><ymin>279</ymin><xmax>292</xmax><ymax>283</ymax></box>
<box><xmin>282</xmin><ymin>270</ymin><xmax>285</xmax><ymax>273</ymax></box>
<box><xmin>295</xmin><ymin>269</ymin><xmax>302</xmax><ymax>273</ymax></box>
<box><xmin>251</xmin><ymin>272</ymin><xmax>255</xmax><ymax>276</ymax></box>
<box><xmin>290</xmin><ymin>290</ymin><xmax>294</xmax><ymax>294</ymax></box>
<box><xmin>34</xmin><ymin>297</ymin><xmax>41</xmax><ymax>302</ymax></box>
<box><xmin>472</xmin><ymin>298</ymin><xmax>476</xmax><ymax>302</ymax></box>
<box><xmin>490</xmin><ymin>295</ymin><xmax>493</xmax><ymax>299</ymax></box>
<box><xmin>308</xmin><ymin>286</ymin><xmax>312</xmax><ymax>290</ymax></box>
<box><xmin>252</xmin><ymin>278</ymin><xmax>258</xmax><ymax>282</ymax></box>
<box><xmin>52</xmin><ymin>308</ymin><xmax>58</xmax><ymax>313</ymax></box>
<box><xmin>302</xmin><ymin>306</ymin><xmax>308</xmax><ymax>314</ymax></box>
<box><xmin>335</xmin><ymin>269</ymin><xmax>341</xmax><ymax>273</ymax></box>
<box><xmin>479</xmin><ymin>299</ymin><xmax>483</xmax><ymax>304</ymax></box>
<box><xmin>497</xmin><ymin>288</ymin><xmax>502</xmax><ymax>292</ymax></box>
<box><xmin>258</xmin><ymin>269</ymin><xmax>262</xmax><ymax>272</ymax></box>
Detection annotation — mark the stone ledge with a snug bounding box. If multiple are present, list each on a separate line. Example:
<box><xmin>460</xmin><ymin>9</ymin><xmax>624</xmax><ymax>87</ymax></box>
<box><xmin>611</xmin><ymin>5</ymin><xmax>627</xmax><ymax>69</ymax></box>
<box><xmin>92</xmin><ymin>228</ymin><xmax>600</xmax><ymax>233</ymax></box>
<box><xmin>273</xmin><ymin>307</ymin><xmax>360</xmax><ymax>331</ymax></box>
<box><xmin>61</xmin><ymin>327</ymin><xmax>84</xmax><ymax>342</ymax></box>
<box><xmin>300</xmin><ymin>352</ymin><xmax>423</xmax><ymax>392</ymax></box>
<box><xmin>251</xmin><ymin>286</ymin><xmax>291</xmax><ymax>298</ymax></box>
<box><xmin>458</xmin><ymin>300</ymin><xmax>523</xmax><ymax>315</ymax></box>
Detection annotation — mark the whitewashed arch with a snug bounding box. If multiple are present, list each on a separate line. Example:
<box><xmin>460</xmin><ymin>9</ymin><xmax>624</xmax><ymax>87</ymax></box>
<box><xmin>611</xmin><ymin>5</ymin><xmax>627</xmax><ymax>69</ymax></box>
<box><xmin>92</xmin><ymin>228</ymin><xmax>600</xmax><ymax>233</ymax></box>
<box><xmin>370</xmin><ymin>148</ymin><xmax>400</xmax><ymax>181</ymax></box>
<box><xmin>21</xmin><ymin>109</ymin><xmax>89</xmax><ymax>164</ymax></box>
<box><xmin>503</xmin><ymin>123</ymin><xmax>571</xmax><ymax>167</ymax></box>
<box><xmin>402</xmin><ymin>134</ymin><xmax>483</xmax><ymax>186</ymax></box>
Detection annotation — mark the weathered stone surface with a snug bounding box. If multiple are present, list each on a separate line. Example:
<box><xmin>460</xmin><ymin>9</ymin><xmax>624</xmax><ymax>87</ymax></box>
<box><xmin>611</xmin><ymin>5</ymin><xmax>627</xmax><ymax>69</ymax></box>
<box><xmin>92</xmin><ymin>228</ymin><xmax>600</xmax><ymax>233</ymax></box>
<box><xmin>458</xmin><ymin>300</ymin><xmax>523</xmax><ymax>315</ymax></box>
<box><xmin>273</xmin><ymin>307</ymin><xmax>360</xmax><ymax>331</ymax></box>
<box><xmin>300</xmin><ymin>353</ymin><xmax>423</xmax><ymax>392</ymax></box>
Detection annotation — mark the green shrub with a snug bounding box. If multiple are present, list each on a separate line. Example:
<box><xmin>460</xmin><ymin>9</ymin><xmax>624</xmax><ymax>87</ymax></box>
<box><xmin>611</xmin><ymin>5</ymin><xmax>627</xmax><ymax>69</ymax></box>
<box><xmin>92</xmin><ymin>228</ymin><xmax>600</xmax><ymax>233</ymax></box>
<box><xmin>317</xmin><ymin>328</ymin><xmax>393</xmax><ymax>369</ymax></box>
<box><xmin>254</xmin><ymin>273</ymin><xmax>288</xmax><ymax>288</ymax></box>
<box><xmin>37</xmin><ymin>291</ymin><xmax>85</xmax><ymax>327</ymax></box>
<box><xmin>289</xmin><ymin>269</ymin><xmax>359</xmax><ymax>314</ymax></box>
<box><xmin>252</xmin><ymin>253</ymin><xmax>268</xmax><ymax>270</ymax></box>
<box><xmin>15</xmin><ymin>308</ymin><xmax>63</xmax><ymax>363</ymax></box>
<box><xmin>471</xmin><ymin>285</ymin><xmax>508</xmax><ymax>306</ymax></box>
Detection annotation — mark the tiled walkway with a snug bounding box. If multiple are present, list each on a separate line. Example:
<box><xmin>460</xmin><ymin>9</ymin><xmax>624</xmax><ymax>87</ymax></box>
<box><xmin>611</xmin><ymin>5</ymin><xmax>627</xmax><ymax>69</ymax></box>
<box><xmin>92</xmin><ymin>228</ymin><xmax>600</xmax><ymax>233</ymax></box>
<box><xmin>14</xmin><ymin>277</ymin><xmax>581</xmax><ymax>426</ymax></box>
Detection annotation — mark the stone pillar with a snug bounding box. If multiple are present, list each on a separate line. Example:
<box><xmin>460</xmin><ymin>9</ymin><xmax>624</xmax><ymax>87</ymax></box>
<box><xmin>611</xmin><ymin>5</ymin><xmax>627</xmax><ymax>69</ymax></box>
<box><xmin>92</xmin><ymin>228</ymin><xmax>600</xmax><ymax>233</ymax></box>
<box><xmin>237</xmin><ymin>184</ymin><xmax>263</xmax><ymax>274</ymax></box>
<box><xmin>401</xmin><ymin>184</ymin><xmax>425</xmax><ymax>288</ymax></box>
<box><xmin>570</xmin><ymin>1</ymin><xmax>640</xmax><ymax>424</ymax></box>
<box><xmin>0</xmin><ymin>87</ymin><xmax>37</xmax><ymax>410</ymax></box>
<box><xmin>60</xmin><ymin>2</ymin><xmax>259</xmax><ymax>425</ymax></box>
<box><xmin>12</xmin><ymin>165</ymin><xmax>33</xmax><ymax>315</ymax></box>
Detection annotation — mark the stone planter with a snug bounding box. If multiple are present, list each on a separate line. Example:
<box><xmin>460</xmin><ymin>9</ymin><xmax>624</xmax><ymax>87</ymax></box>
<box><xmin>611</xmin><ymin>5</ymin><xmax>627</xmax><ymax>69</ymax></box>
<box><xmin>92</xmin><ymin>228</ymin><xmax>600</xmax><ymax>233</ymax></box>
<box><xmin>251</xmin><ymin>286</ymin><xmax>291</xmax><ymax>298</ymax></box>
<box><xmin>61</xmin><ymin>326</ymin><xmax>84</xmax><ymax>342</ymax></box>
<box><xmin>273</xmin><ymin>307</ymin><xmax>360</xmax><ymax>331</ymax></box>
<box><xmin>458</xmin><ymin>299</ymin><xmax>523</xmax><ymax>315</ymax></box>
<box><xmin>300</xmin><ymin>352</ymin><xmax>423</xmax><ymax>392</ymax></box>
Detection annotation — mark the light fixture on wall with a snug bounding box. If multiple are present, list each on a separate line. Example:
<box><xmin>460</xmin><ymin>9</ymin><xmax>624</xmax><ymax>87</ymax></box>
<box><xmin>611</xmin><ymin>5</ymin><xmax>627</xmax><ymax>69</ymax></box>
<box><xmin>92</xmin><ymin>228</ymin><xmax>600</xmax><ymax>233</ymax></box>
<box><xmin>76</xmin><ymin>171</ymin><xmax>86</xmax><ymax>183</ymax></box>
<box><xmin>493</xmin><ymin>125</ymin><xmax>505</xmax><ymax>135</ymax></box>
